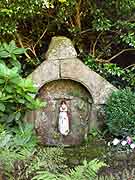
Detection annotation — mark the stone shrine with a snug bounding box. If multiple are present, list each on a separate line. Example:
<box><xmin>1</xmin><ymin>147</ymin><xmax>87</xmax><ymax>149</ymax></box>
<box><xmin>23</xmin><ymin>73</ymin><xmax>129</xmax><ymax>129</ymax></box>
<box><xmin>26</xmin><ymin>36</ymin><xmax>117</xmax><ymax>145</ymax></box>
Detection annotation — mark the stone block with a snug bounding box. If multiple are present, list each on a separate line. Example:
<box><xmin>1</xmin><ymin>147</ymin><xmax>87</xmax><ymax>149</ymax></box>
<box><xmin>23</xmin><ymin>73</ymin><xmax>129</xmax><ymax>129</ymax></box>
<box><xmin>61</xmin><ymin>58</ymin><xmax>117</xmax><ymax>104</ymax></box>
<box><xmin>46</xmin><ymin>36</ymin><xmax>77</xmax><ymax>60</ymax></box>
<box><xmin>28</xmin><ymin>60</ymin><xmax>60</xmax><ymax>89</ymax></box>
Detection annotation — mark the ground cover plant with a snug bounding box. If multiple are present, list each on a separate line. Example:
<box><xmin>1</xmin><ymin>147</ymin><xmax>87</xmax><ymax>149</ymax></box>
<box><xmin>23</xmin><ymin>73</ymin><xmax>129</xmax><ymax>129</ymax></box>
<box><xmin>32</xmin><ymin>159</ymin><xmax>106</xmax><ymax>180</ymax></box>
<box><xmin>0</xmin><ymin>122</ymin><xmax>108</xmax><ymax>179</ymax></box>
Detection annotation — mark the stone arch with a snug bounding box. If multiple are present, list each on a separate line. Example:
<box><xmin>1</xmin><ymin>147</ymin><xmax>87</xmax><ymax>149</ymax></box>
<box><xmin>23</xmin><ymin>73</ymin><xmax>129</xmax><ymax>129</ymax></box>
<box><xmin>29</xmin><ymin>57</ymin><xmax>116</xmax><ymax>104</ymax></box>
<box><xmin>35</xmin><ymin>79</ymin><xmax>93</xmax><ymax>145</ymax></box>
<box><xmin>36</xmin><ymin>78</ymin><xmax>94</xmax><ymax>103</ymax></box>
<box><xmin>34</xmin><ymin>79</ymin><xmax>93</xmax><ymax>104</ymax></box>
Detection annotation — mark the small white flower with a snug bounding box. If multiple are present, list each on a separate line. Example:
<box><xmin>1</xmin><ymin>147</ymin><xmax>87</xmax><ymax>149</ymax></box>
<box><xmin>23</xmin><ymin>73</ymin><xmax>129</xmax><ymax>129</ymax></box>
<box><xmin>130</xmin><ymin>143</ymin><xmax>135</xmax><ymax>149</ymax></box>
<box><xmin>112</xmin><ymin>138</ymin><xmax>120</xmax><ymax>145</ymax></box>
<box><xmin>107</xmin><ymin>142</ymin><xmax>111</xmax><ymax>146</ymax></box>
<box><xmin>121</xmin><ymin>140</ymin><xmax>127</xmax><ymax>146</ymax></box>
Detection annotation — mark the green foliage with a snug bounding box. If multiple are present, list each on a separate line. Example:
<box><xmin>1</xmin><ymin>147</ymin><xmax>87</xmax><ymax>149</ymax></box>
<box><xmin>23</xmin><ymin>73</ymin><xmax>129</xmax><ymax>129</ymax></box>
<box><xmin>0</xmin><ymin>123</ymin><xmax>37</xmax><ymax>174</ymax></box>
<box><xmin>0</xmin><ymin>40</ymin><xmax>44</xmax><ymax>179</ymax></box>
<box><xmin>32</xmin><ymin>159</ymin><xmax>106</xmax><ymax>180</ymax></box>
<box><xmin>0</xmin><ymin>0</ymin><xmax>54</xmax><ymax>34</ymax></box>
<box><xmin>84</xmin><ymin>55</ymin><xmax>135</xmax><ymax>91</ymax></box>
<box><xmin>0</xmin><ymin>0</ymin><xmax>135</xmax><ymax>60</ymax></box>
<box><xmin>92</xmin><ymin>9</ymin><xmax>112</xmax><ymax>31</ymax></box>
<box><xmin>85</xmin><ymin>55</ymin><xmax>125</xmax><ymax>77</ymax></box>
<box><xmin>32</xmin><ymin>171</ymin><xmax>58</xmax><ymax>180</ymax></box>
<box><xmin>0</xmin><ymin>41</ymin><xmax>45</xmax><ymax>126</ymax></box>
<box><xmin>99</xmin><ymin>0</ymin><xmax>135</xmax><ymax>48</ymax></box>
<box><xmin>84</xmin><ymin>128</ymin><xmax>106</xmax><ymax>145</ymax></box>
<box><xmin>0</xmin><ymin>128</ymin><xmax>67</xmax><ymax>179</ymax></box>
<box><xmin>0</xmin><ymin>1</ymin><xmax>135</xmax><ymax>179</ymax></box>
<box><xmin>121</xmin><ymin>32</ymin><xmax>135</xmax><ymax>48</ymax></box>
<box><xmin>63</xmin><ymin>159</ymin><xmax>106</xmax><ymax>180</ymax></box>
<box><xmin>105</xmin><ymin>89</ymin><xmax>135</xmax><ymax>136</ymax></box>
<box><xmin>0</xmin><ymin>63</ymin><xmax>45</xmax><ymax>126</ymax></box>
<box><xmin>0</xmin><ymin>40</ymin><xmax>26</xmax><ymax>69</ymax></box>
<box><xmin>26</xmin><ymin>147</ymin><xmax>67</xmax><ymax>177</ymax></box>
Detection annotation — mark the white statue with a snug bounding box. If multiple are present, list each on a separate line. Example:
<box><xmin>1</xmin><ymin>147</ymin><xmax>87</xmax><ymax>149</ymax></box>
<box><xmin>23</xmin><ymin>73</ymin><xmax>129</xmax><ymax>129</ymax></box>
<box><xmin>58</xmin><ymin>100</ymin><xmax>69</xmax><ymax>136</ymax></box>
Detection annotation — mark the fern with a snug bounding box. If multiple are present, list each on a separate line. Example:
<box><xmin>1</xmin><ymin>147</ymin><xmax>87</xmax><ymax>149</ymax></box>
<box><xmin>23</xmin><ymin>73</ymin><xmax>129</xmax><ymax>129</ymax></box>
<box><xmin>0</xmin><ymin>123</ymin><xmax>37</xmax><ymax>175</ymax></box>
<box><xmin>61</xmin><ymin>159</ymin><xmax>106</xmax><ymax>180</ymax></box>
<box><xmin>32</xmin><ymin>171</ymin><xmax>58</xmax><ymax>180</ymax></box>
<box><xmin>26</xmin><ymin>146</ymin><xmax>67</xmax><ymax>177</ymax></box>
<box><xmin>85</xmin><ymin>159</ymin><xmax>106</xmax><ymax>179</ymax></box>
<box><xmin>96</xmin><ymin>175</ymin><xmax>115</xmax><ymax>180</ymax></box>
<box><xmin>32</xmin><ymin>159</ymin><xmax>106</xmax><ymax>180</ymax></box>
<box><xmin>61</xmin><ymin>164</ymin><xmax>85</xmax><ymax>180</ymax></box>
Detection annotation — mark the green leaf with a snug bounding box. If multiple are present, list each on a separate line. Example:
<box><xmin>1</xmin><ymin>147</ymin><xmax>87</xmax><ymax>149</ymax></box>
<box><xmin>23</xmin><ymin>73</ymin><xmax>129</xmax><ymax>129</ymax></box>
<box><xmin>24</xmin><ymin>95</ymin><xmax>33</xmax><ymax>102</ymax></box>
<box><xmin>0</xmin><ymin>63</ymin><xmax>9</xmax><ymax>76</ymax></box>
<box><xmin>0</xmin><ymin>134</ymin><xmax>12</xmax><ymax>148</ymax></box>
<box><xmin>11</xmin><ymin>59</ymin><xmax>21</xmax><ymax>69</ymax></box>
<box><xmin>5</xmin><ymin>85</ymin><xmax>13</xmax><ymax>93</ymax></box>
<box><xmin>0</xmin><ymin>79</ymin><xmax>5</xmax><ymax>84</ymax></box>
<box><xmin>13</xmin><ymin>48</ymin><xmax>26</xmax><ymax>55</ymax></box>
<box><xmin>0</xmin><ymin>103</ymin><xmax>5</xmax><ymax>112</ymax></box>
<box><xmin>9</xmin><ymin>40</ymin><xmax>16</xmax><ymax>50</ymax></box>
<box><xmin>17</xmin><ymin>99</ymin><xmax>25</xmax><ymax>104</ymax></box>
<box><xmin>15</xmin><ymin>112</ymin><xmax>21</xmax><ymax>121</ymax></box>
<box><xmin>3</xmin><ymin>42</ymin><xmax>10</xmax><ymax>51</ymax></box>
<box><xmin>0</xmin><ymin>50</ymin><xmax>10</xmax><ymax>58</ymax></box>
<box><xmin>0</xmin><ymin>95</ymin><xmax>12</xmax><ymax>101</ymax></box>
<box><xmin>7</xmin><ymin>114</ymin><xmax>15</xmax><ymax>123</ymax></box>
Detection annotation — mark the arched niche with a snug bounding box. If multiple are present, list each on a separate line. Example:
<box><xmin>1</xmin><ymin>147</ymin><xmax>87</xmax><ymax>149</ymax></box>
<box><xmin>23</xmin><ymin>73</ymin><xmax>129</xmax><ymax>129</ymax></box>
<box><xmin>32</xmin><ymin>79</ymin><xmax>93</xmax><ymax>145</ymax></box>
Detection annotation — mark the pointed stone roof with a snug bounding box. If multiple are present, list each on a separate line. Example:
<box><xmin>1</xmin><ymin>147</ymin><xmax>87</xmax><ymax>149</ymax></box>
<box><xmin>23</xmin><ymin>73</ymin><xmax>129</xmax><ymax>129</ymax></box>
<box><xmin>28</xmin><ymin>36</ymin><xmax>117</xmax><ymax>104</ymax></box>
<box><xmin>45</xmin><ymin>36</ymin><xmax>77</xmax><ymax>60</ymax></box>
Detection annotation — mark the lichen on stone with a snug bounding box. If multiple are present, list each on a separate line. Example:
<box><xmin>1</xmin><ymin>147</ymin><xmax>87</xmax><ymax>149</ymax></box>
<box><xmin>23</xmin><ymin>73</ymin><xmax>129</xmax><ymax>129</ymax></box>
<box><xmin>46</xmin><ymin>36</ymin><xmax>77</xmax><ymax>60</ymax></box>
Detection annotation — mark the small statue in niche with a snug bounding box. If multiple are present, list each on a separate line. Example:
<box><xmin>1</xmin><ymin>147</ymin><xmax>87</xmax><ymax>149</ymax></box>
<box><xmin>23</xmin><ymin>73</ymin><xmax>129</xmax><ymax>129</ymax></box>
<box><xmin>58</xmin><ymin>100</ymin><xmax>70</xmax><ymax>136</ymax></box>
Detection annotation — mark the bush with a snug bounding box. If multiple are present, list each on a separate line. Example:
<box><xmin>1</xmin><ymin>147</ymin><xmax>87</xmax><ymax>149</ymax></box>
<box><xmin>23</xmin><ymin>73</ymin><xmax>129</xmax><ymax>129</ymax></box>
<box><xmin>0</xmin><ymin>63</ymin><xmax>45</xmax><ymax>126</ymax></box>
<box><xmin>105</xmin><ymin>88</ymin><xmax>135</xmax><ymax>136</ymax></box>
<box><xmin>0</xmin><ymin>41</ymin><xmax>45</xmax><ymax>126</ymax></box>
<box><xmin>84</xmin><ymin>55</ymin><xmax>135</xmax><ymax>91</ymax></box>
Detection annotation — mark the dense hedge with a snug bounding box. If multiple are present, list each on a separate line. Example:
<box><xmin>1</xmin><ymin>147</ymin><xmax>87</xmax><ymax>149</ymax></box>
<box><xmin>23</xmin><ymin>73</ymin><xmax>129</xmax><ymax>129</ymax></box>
<box><xmin>105</xmin><ymin>89</ymin><xmax>135</xmax><ymax>136</ymax></box>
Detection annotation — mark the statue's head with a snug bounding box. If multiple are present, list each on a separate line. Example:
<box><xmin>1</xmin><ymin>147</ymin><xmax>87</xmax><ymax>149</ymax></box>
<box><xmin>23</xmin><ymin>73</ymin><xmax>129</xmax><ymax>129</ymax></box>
<box><xmin>60</xmin><ymin>100</ymin><xmax>67</xmax><ymax>106</ymax></box>
<box><xmin>60</xmin><ymin>100</ymin><xmax>67</xmax><ymax>110</ymax></box>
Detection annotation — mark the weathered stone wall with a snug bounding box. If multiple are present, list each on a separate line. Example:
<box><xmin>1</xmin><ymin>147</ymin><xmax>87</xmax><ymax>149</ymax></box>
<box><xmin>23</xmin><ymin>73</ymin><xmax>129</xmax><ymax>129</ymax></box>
<box><xmin>34</xmin><ymin>80</ymin><xmax>92</xmax><ymax>145</ymax></box>
<box><xmin>26</xmin><ymin>36</ymin><xmax>117</xmax><ymax>145</ymax></box>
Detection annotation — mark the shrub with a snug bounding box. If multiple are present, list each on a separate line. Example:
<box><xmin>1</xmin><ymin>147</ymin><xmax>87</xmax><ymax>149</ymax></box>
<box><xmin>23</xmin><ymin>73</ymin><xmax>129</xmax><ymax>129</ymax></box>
<box><xmin>84</xmin><ymin>55</ymin><xmax>135</xmax><ymax>91</ymax></box>
<box><xmin>105</xmin><ymin>89</ymin><xmax>135</xmax><ymax>136</ymax></box>
<box><xmin>0</xmin><ymin>40</ymin><xmax>26</xmax><ymax>69</ymax></box>
<box><xmin>0</xmin><ymin>41</ymin><xmax>45</xmax><ymax>126</ymax></box>
<box><xmin>0</xmin><ymin>63</ymin><xmax>45</xmax><ymax>126</ymax></box>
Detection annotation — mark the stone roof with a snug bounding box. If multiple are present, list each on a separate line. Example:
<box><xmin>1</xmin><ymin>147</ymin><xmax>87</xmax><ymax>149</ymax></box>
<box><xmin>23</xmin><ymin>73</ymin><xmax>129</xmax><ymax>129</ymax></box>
<box><xmin>28</xmin><ymin>36</ymin><xmax>117</xmax><ymax>104</ymax></box>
